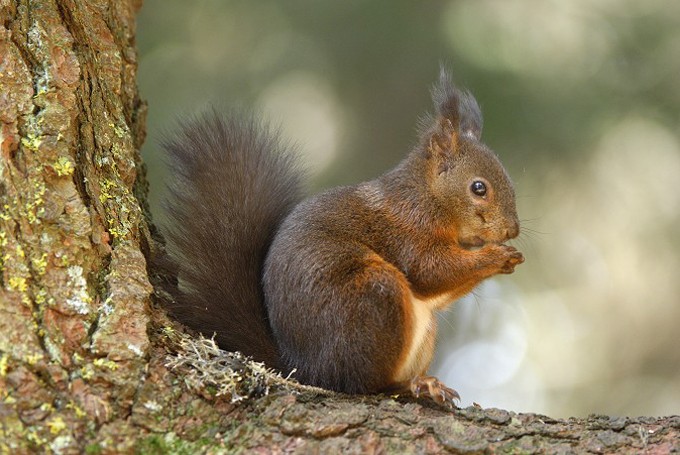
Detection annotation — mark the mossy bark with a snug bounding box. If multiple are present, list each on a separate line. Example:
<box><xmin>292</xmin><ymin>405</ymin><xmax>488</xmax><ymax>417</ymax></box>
<box><xmin>1</xmin><ymin>0</ymin><xmax>152</xmax><ymax>451</ymax></box>
<box><xmin>0</xmin><ymin>1</ymin><xmax>678</xmax><ymax>453</ymax></box>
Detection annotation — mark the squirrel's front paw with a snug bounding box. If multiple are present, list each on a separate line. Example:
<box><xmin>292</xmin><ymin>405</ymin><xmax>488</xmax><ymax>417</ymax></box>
<box><xmin>499</xmin><ymin>245</ymin><xmax>524</xmax><ymax>273</ymax></box>
<box><xmin>485</xmin><ymin>244</ymin><xmax>524</xmax><ymax>274</ymax></box>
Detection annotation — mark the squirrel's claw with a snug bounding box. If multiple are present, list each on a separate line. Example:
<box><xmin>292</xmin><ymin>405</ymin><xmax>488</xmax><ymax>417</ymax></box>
<box><xmin>499</xmin><ymin>245</ymin><xmax>525</xmax><ymax>274</ymax></box>
<box><xmin>410</xmin><ymin>376</ymin><xmax>460</xmax><ymax>409</ymax></box>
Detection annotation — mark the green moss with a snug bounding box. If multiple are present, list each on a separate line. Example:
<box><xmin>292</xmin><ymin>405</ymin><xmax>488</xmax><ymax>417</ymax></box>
<box><xmin>7</xmin><ymin>276</ymin><xmax>28</xmax><ymax>292</ymax></box>
<box><xmin>66</xmin><ymin>401</ymin><xmax>87</xmax><ymax>419</ymax></box>
<box><xmin>93</xmin><ymin>358</ymin><xmax>119</xmax><ymax>371</ymax></box>
<box><xmin>46</xmin><ymin>416</ymin><xmax>67</xmax><ymax>435</ymax></box>
<box><xmin>99</xmin><ymin>178</ymin><xmax>116</xmax><ymax>203</ymax></box>
<box><xmin>134</xmin><ymin>433</ymin><xmax>218</xmax><ymax>455</ymax></box>
<box><xmin>109</xmin><ymin>122</ymin><xmax>128</xmax><ymax>139</ymax></box>
<box><xmin>20</xmin><ymin>134</ymin><xmax>42</xmax><ymax>151</ymax></box>
<box><xmin>52</xmin><ymin>157</ymin><xmax>75</xmax><ymax>176</ymax></box>
<box><xmin>0</xmin><ymin>353</ymin><xmax>8</xmax><ymax>376</ymax></box>
<box><xmin>31</xmin><ymin>253</ymin><xmax>48</xmax><ymax>276</ymax></box>
<box><xmin>84</xmin><ymin>442</ymin><xmax>103</xmax><ymax>454</ymax></box>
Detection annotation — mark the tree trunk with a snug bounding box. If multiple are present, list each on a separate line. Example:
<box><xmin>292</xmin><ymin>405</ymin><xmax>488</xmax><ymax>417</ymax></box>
<box><xmin>0</xmin><ymin>1</ymin><xmax>678</xmax><ymax>453</ymax></box>
<box><xmin>1</xmin><ymin>0</ymin><xmax>153</xmax><ymax>451</ymax></box>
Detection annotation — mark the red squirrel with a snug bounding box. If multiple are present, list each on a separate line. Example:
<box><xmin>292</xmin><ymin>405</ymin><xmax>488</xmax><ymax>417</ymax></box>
<box><xmin>159</xmin><ymin>69</ymin><xmax>524</xmax><ymax>406</ymax></box>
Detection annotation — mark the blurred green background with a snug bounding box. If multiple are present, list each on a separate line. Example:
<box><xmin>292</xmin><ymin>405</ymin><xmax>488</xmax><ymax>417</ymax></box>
<box><xmin>138</xmin><ymin>0</ymin><xmax>680</xmax><ymax>417</ymax></box>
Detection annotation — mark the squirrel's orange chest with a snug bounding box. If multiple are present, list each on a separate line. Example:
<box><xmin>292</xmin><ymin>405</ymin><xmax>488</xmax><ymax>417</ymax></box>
<box><xmin>392</xmin><ymin>293</ymin><xmax>454</xmax><ymax>382</ymax></box>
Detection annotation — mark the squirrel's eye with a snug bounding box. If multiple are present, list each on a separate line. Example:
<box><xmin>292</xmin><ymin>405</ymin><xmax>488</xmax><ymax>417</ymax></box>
<box><xmin>470</xmin><ymin>180</ymin><xmax>487</xmax><ymax>197</ymax></box>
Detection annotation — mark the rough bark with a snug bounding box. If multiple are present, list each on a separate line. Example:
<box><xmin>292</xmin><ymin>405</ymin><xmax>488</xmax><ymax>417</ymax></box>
<box><xmin>1</xmin><ymin>0</ymin><xmax>152</xmax><ymax>451</ymax></box>
<box><xmin>0</xmin><ymin>0</ymin><xmax>678</xmax><ymax>453</ymax></box>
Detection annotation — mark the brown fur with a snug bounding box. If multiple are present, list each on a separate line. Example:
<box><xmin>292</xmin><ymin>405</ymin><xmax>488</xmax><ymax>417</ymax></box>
<box><xmin>159</xmin><ymin>112</ymin><xmax>303</xmax><ymax>369</ymax></box>
<box><xmin>161</xmin><ymin>69</ymin><xmax>523</xmax><ymax>395</ymax></box>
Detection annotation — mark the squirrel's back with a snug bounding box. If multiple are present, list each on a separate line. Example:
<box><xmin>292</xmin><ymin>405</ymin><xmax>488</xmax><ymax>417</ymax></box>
<box><xmin>160</xmin><ymin>111</ymin><xmax>303</xmax><ymax>367</ymax></box>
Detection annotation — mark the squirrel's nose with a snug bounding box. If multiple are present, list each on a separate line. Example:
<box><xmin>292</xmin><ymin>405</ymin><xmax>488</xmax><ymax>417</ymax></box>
<box><xmin>505</xmin><ymin>220</ymin><xmax>520</xmax><ymax>240</ymax></box>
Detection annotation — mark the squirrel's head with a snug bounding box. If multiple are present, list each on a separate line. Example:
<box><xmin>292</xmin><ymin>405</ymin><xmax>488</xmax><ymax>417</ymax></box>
<box><xmin>421</xmin><ymin>68</ymin><xmax>520</xmax><ymax>248</ymax></box>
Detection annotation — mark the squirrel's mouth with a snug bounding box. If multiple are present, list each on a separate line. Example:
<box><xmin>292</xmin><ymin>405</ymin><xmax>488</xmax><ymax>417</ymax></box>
<box><xmin>459</xmin><ymin>236</ymin><xmax>486</xmax><ymax>250</ymax></box>
<box><xmin>459</xmin><ymin>236</ymin><xmax>506</xmax><ymax>250</ymax></box>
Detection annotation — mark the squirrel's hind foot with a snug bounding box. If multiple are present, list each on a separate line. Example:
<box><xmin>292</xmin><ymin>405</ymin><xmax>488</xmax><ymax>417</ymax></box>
<box><xmin>410</xmin><ymin>375</ymin><xmax>460</xmax><ymax>409</ymax></box>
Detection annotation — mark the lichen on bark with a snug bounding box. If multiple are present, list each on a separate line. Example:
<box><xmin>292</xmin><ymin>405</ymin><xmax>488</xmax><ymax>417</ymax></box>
<box><xmin>1</xmin><ymin>0</ymin><xmax>151</xmax><ymax>451</ymax></box>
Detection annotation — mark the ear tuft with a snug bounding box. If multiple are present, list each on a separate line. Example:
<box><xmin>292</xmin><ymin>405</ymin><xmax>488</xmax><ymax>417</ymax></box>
<box><xmin>431</xmin><ymin>66</ymin><xmax>483</xmax><ymax>140</ymax></box>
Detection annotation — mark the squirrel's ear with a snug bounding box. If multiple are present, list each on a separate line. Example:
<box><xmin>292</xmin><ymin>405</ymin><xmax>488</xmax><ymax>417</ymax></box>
<box><xmin>430</xmin><ymin>67</ymin><xmax>483</xmax><ymax>145</ymax></box>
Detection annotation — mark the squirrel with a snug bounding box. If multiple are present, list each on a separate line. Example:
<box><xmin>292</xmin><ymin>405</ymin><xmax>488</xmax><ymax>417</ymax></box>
<box><xmin>159</xmin><ymin>68</ymin><xmax>524</xmax><ymax>406</ymax></box>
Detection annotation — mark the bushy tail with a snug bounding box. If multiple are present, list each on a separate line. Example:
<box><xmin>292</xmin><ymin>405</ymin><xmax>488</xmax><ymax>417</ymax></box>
<box><xmin>160</xmin><ymin>111</ymin><xmax>303</xmax><ymax>368</ymax></box>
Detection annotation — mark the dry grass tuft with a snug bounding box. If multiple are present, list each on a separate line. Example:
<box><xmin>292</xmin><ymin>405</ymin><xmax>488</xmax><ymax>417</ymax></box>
<box><xmin>163</xmin><ymin>328</ymin><xmax>330</xmax><ymax>403</ymax></box>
